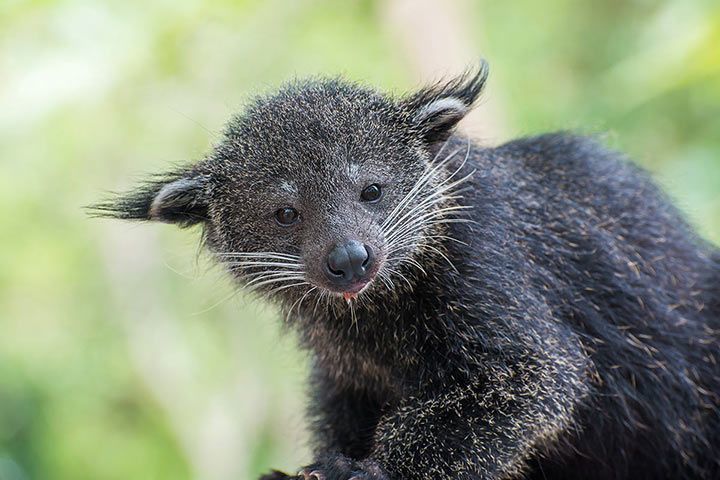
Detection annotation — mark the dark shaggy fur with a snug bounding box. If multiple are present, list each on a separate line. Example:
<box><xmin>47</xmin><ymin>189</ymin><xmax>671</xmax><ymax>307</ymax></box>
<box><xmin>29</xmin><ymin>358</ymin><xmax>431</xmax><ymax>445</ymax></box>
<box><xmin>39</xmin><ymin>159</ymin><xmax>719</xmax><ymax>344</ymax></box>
<box><xmin>92</xmin><ymin>63</ymin><xmax>720</xmax><ymax>479</ymax></box>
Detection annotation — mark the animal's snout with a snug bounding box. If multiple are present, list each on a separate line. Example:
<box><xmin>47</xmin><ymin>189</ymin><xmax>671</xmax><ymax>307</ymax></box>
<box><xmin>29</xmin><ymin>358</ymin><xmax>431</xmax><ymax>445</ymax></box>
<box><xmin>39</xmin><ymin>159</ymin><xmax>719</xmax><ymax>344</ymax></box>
<box><xmin>324</xmin><ymin>240</ymin><xmax>374</xmax><ymax>285</ymax></box>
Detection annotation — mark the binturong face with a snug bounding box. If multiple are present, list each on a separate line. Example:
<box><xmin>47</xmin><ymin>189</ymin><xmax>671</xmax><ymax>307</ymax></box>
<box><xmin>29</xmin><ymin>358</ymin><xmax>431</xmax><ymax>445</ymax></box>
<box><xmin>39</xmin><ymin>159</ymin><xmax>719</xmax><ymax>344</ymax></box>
<box><xmin>93</xmin><ymin>63</ymin><xmax>488</xmax><ymax>311</ymax></box>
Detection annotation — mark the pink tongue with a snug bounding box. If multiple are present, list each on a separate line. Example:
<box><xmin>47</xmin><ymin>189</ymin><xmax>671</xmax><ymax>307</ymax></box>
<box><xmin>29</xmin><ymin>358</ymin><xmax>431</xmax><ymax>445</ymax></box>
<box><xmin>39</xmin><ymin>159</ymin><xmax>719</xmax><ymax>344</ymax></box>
<box><xmin>343</xmin><ymin>292</ymin><xmax>357</xmax><ymax>302</ymax></box>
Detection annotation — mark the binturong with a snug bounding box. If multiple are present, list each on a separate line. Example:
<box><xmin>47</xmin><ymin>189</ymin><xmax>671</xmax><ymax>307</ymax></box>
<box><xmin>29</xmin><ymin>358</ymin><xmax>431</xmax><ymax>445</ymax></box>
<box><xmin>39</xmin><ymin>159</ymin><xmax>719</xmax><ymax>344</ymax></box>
<box><xmin>92</xmin><ymin>62</ymin><xmax>720</xmax><ymax>480</ymax></box>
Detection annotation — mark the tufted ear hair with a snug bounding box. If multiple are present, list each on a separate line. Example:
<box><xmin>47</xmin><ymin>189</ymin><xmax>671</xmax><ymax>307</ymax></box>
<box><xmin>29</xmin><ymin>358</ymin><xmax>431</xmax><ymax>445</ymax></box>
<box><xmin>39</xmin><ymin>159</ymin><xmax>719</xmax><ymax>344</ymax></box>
<box><xmin>404</xmin><ymin>61</ymin><xmax>489</xmax><ymax>148</ymax></box>
<box><xmin>90</xmin><ymin>169</ymin><xmax>210</xmax><ymax>227</ymax></box>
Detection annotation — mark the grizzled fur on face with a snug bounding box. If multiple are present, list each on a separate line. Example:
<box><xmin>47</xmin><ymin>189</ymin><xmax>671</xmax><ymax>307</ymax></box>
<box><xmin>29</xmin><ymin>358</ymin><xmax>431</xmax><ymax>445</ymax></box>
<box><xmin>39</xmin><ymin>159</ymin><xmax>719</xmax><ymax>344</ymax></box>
<box><xmin>94</xmin><ymin>65</ymin><xmax>489</xmax><ymax>305</ymax></box>
<box><xmin>94</xmin><ymin>63</ymin><xmax>720</xmax><ymax>480</ymax></box>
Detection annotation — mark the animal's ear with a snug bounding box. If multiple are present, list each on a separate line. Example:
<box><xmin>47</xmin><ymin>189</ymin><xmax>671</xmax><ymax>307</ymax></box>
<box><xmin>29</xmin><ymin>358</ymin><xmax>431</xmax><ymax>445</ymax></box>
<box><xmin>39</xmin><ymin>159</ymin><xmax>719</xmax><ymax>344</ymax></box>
<box><xmin>90</xmin><ymin>169</ymin><xmax>209</xmax><ymax>227</ymax></box>
<box><xmin>403</xmin><ymin>61</ymin><xmax>489</xmax><ymax>147</ymax></box>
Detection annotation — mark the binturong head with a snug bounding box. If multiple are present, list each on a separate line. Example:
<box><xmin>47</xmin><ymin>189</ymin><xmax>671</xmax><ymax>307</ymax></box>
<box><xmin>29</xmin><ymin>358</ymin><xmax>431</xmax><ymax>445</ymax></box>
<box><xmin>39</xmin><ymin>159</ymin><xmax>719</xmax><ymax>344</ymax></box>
<box><xmin>92</xmin><ymin>62</ymin><xmax>488</xmax><ymax>311</ymax></box>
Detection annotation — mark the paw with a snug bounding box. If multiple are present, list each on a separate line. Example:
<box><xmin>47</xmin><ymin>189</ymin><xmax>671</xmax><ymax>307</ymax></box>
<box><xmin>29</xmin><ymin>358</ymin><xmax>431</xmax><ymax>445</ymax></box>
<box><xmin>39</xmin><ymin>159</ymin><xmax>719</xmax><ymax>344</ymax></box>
<box><xmin>297</xmin><ymin>453</ymin><xmax>388</xmax><ymax>480</ymax></box>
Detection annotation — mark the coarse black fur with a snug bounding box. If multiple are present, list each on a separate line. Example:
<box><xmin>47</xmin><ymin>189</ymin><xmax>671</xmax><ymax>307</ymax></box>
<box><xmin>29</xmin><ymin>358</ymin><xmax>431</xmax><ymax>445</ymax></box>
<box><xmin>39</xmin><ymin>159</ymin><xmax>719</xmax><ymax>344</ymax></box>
<box><xmin>92</xmin><ymin>62</ymin><xmax>720</xmax><ymax>479</ymax></box>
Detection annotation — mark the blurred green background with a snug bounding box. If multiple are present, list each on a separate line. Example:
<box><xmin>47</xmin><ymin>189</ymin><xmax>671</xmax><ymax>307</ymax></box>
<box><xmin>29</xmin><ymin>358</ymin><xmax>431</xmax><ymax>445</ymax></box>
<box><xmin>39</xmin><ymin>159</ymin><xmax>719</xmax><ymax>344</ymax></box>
<box><xmin>1</xmin><ymin>0</ymin><xmax>718</xmax><ymax>478</ymax></box>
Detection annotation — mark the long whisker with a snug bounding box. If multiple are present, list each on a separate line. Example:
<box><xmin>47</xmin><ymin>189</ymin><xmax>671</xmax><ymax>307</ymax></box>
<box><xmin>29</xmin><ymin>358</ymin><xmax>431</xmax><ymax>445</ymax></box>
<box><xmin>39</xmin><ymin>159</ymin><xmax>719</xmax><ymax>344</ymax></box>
<box><xmin>216</xmin><ymin>251</ymin><xmax>301</xmax><ymax>261</ymax></box>
<box><xmin>313</xmin><ymin>289</ymin><xmax>327</xmax><ymax>317</ymax></box>
<box><xmin>386</xmin><ymin>218</ymin><xmax>476</xmax><ymax>263</ymax></box>
<box><xmin>287</xmin><ymin>285</ymin><xmax>318</xmax><ymax>318</ymax></box>
<box><xmin>191</xmin><ymin>288</ymin><xmax>243</xmax><ymax>316</ymax></box>
<box><xmin>376</xmin><ymin>269</ymin><xmax>395</xmax><ymax>290</ymax></box>
<box><xmin>383</xmin><ymin>266</ymin><xmax>413</xmax><ymax>289</ymax></box>
<box><xmin>387</xmin><ymin>234</ymin><xmax>468</xmax><ymax>253</ymax></box>
<box><xmin>378</xmin><ymin>140</ymin><xmax>474</xmax><ymax>288</ymax></box>
<box><xmin>382</xmin><ymin>139</ymin><xmax>472</xmax><ymax>233</ymax></box>
<box><xmin>266</xmin><ymin>281</ymin><xmax>311</xmax><ymax>296</ymax></box>
<box><xmin>241</xmin><ymin>268</ymin><xmax>302</xmax><ymax>277</ymax></box>
<box><xmin>216</xmin><ymin>250</ymin><xmax>301</xmax><ymax>257</ymax></box>
<box><xmin>245</xmin><ymin>273</ymin><xmax>306</xmax><ymax>287</ymax></box>
<box><xmin>381</xmin><ymin>147</ymin><xmax>464</xmax><ymax>231</ymax></box>
<box><xmin>386</xmin><ymin>205</ymin><xmax>473</xmax><ymax>246</ymax></box>
<box><xmin>385</xmin><ymin>170</ymin><xmax>475</xmax><ymax>229</ymax></box>
<box><xmin>396</xmin><ymin>242</ymin><xmax>459</xmax><ymax>274</ymax></box>
<box><xmin>383</xmin><ymin>168</ymin><xmax>474</xmax><ymax>239</ymax></box>
<box><xmin>245</xmin><ymin>278</ymin><xmax>307</xmax><ymax>297</ymax></box>
<box><xmin>381</xmin><ymin>145</ymin><xmax>465</xmax><ymax>227</ymax></box>
<box><xmin>227</xmin><ymin>261</ymin><xmax>304</xmax><ymax>269</ymax></box>
<box><xmin>348</xmin><ymin>301</ymin><xmax>358</xmax><ymax>335</ymax></box>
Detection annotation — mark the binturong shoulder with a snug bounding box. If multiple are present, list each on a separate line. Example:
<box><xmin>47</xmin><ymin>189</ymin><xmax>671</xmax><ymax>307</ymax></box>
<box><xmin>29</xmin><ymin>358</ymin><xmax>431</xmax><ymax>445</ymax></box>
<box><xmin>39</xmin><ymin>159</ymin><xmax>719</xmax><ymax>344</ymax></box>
<box><xmin>489</xmin><ymin>130</ymin><xmax>694</xmax><ymax>233</ymax></box>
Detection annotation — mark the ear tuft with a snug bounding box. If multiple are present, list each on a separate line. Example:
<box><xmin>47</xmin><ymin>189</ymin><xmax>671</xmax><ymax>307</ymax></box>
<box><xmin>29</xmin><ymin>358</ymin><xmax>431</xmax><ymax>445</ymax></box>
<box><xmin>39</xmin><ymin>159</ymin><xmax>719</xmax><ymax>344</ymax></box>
<box><xmin>89</xmin><ymin>170</ymin><xmax>209</xmax><ymax>227</ymax></box>
<box><xmin>405</xmin><ymin>60</ymin><xmax>489</xmax><ymax>145</ymax></box>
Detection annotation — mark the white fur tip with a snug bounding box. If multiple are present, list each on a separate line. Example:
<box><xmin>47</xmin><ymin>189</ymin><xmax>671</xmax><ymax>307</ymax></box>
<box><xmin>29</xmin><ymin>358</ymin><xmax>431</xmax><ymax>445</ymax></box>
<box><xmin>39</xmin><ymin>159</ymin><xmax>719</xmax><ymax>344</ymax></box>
<box><xmin>414</xmin><ymin>97</ymin><xmax>468</xmax><ymax>123</ymax></box>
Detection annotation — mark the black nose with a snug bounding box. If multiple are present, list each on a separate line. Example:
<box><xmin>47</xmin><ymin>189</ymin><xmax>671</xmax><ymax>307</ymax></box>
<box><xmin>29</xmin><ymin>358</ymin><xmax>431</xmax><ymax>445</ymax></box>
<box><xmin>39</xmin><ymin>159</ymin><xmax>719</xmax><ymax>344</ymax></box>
<box><xmin>325</xmin><ymin>240</ymin><xmax>374</xmax><ymax>284</ymax></box>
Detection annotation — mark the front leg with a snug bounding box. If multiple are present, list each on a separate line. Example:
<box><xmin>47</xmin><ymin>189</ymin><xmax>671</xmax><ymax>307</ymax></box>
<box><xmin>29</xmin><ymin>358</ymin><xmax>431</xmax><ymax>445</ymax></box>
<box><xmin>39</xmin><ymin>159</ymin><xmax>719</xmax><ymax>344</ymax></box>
<box><xmin>306</xmin><ymin>364</ymin><xmax>386</xmax><ymax>459</ymax></box>
<box><xmin>264</xmin><ymin>311</ymin><xmax>588</xmax><ymax>480</ymax></box>
<box><xmin>289</xmin><ymin>341</ymin><xmax>587</xmax><ymax>480</ymax></box>
<box><xmin>368</xmin><ymin>339</ymin><xmax>588</xmax><ymax>479</ymax></box>
<box><xmin>259</xmin><ymin>363</ymin><xmax>388</xmax><ymax>480</ymax></box>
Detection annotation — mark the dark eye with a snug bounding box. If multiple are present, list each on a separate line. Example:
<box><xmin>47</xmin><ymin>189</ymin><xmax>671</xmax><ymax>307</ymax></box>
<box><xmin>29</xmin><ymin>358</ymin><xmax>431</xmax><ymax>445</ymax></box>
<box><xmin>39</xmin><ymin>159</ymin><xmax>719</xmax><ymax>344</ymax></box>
<box><xmin>360</xmin><ymin>184</ymin><xmax>382</xmax><ymax>202</ymax></box>
<box><xmin>275</xmin><ymin>207</ymin><xmax>299</xmax><ymax>226</ymax></box>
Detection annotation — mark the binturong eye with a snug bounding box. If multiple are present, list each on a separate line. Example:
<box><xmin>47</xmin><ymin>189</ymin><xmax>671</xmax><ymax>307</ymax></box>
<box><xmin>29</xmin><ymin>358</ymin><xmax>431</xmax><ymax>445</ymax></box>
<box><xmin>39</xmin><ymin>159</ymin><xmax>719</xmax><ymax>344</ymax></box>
<box><xmin>360</xmin><ymin>184</ymin><xmax>382</xmax><ymax>203</ymax></box>
<box><xmin>275</xmin><ymin>207</ymin><xmax>299</xmax><ymax>226</ymax></box>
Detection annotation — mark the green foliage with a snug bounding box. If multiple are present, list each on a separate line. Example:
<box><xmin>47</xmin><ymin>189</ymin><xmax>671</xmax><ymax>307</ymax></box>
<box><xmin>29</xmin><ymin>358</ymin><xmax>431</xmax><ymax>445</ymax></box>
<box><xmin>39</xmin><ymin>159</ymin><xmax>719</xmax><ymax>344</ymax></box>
<box><xmin>0</xmin><ymin>0</ymin><xmax>717</xmax><ymax>478</ymax></box>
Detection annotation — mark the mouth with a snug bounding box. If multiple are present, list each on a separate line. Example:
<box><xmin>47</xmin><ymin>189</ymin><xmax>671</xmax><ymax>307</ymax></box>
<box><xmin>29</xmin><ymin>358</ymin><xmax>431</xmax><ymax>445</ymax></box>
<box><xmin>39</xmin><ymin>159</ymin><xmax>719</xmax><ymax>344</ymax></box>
<box><xmin>320</xmin><ymin>264</ymin><xmax>380</xmax><ymax>301</ymax></box>
<box><xmin>341</xmin><ymin>279</ymin><xmax>372</xmax><ymax>301</ymax></box>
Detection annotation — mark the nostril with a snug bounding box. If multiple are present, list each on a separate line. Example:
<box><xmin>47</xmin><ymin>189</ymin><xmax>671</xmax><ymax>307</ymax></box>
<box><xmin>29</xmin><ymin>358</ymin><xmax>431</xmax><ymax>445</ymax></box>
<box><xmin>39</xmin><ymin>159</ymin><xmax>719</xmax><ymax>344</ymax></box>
<box><xmin>362</xmin><ymin>245</ymin><xmax>372</xmax><ymax>268</ymax></box>
<box><xmin>327</xmin><ymin>264</ymin><xmax>344</xmax><ymax>277</ymax></box>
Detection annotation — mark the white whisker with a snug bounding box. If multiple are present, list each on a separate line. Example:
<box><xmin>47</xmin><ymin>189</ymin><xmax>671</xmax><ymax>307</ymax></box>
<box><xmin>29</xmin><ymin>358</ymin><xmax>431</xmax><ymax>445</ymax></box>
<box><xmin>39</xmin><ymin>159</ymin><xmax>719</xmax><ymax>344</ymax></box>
<box><xmin>386</xmin><ymin>205</ymin><xmax>473</xmax><ymax>246</ymax></box>
<box><xmin>266</xmin><ymin>281</ymin><xmax>310</xmax><ymax>296</ymax></box>
<box><xmin>348</xmin><ymin>301</ymin><xmax>358</xmax><ymax>334</ymax></box>
<box><xmin>381</xmin><ymin>147</ymin><xmax>464</xmax><ymax>230</ymax></box>
<box><xmin>383</xmin><ymin>171</ymin><xmax>474</xmax><ymax>240</ymax></box>
<box><xmin>216</xmin><ymin>251</ymin><xmax>301</xmax><ymax>261</ymax></box>
<box><xmin>381</xmin><ymin>141</ymin><xmax>472</xmax><ymax>233</ymax></box>
<box><xmin>378</xmin><ymin>140</ymin><xmax>473</xmax><ymax>288</ymax></box>
<box><xmin>227</xmin><ymin>261</ymin><xmax>304</xmax><ymax>269</ymax></box>
<box><xmin>246</xmin><ymin>274</ymin><xmax>306</xmax><ymax>288</ymax></box>
<box><xmin>383</xmin><ymin>266</ymin><xmax>413</xmax><ymax>288</ymax></box>
<box><xmin>287</xmin><ymin>286</ymin><xmax>318</xmax><ymax>318</ymax></box>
